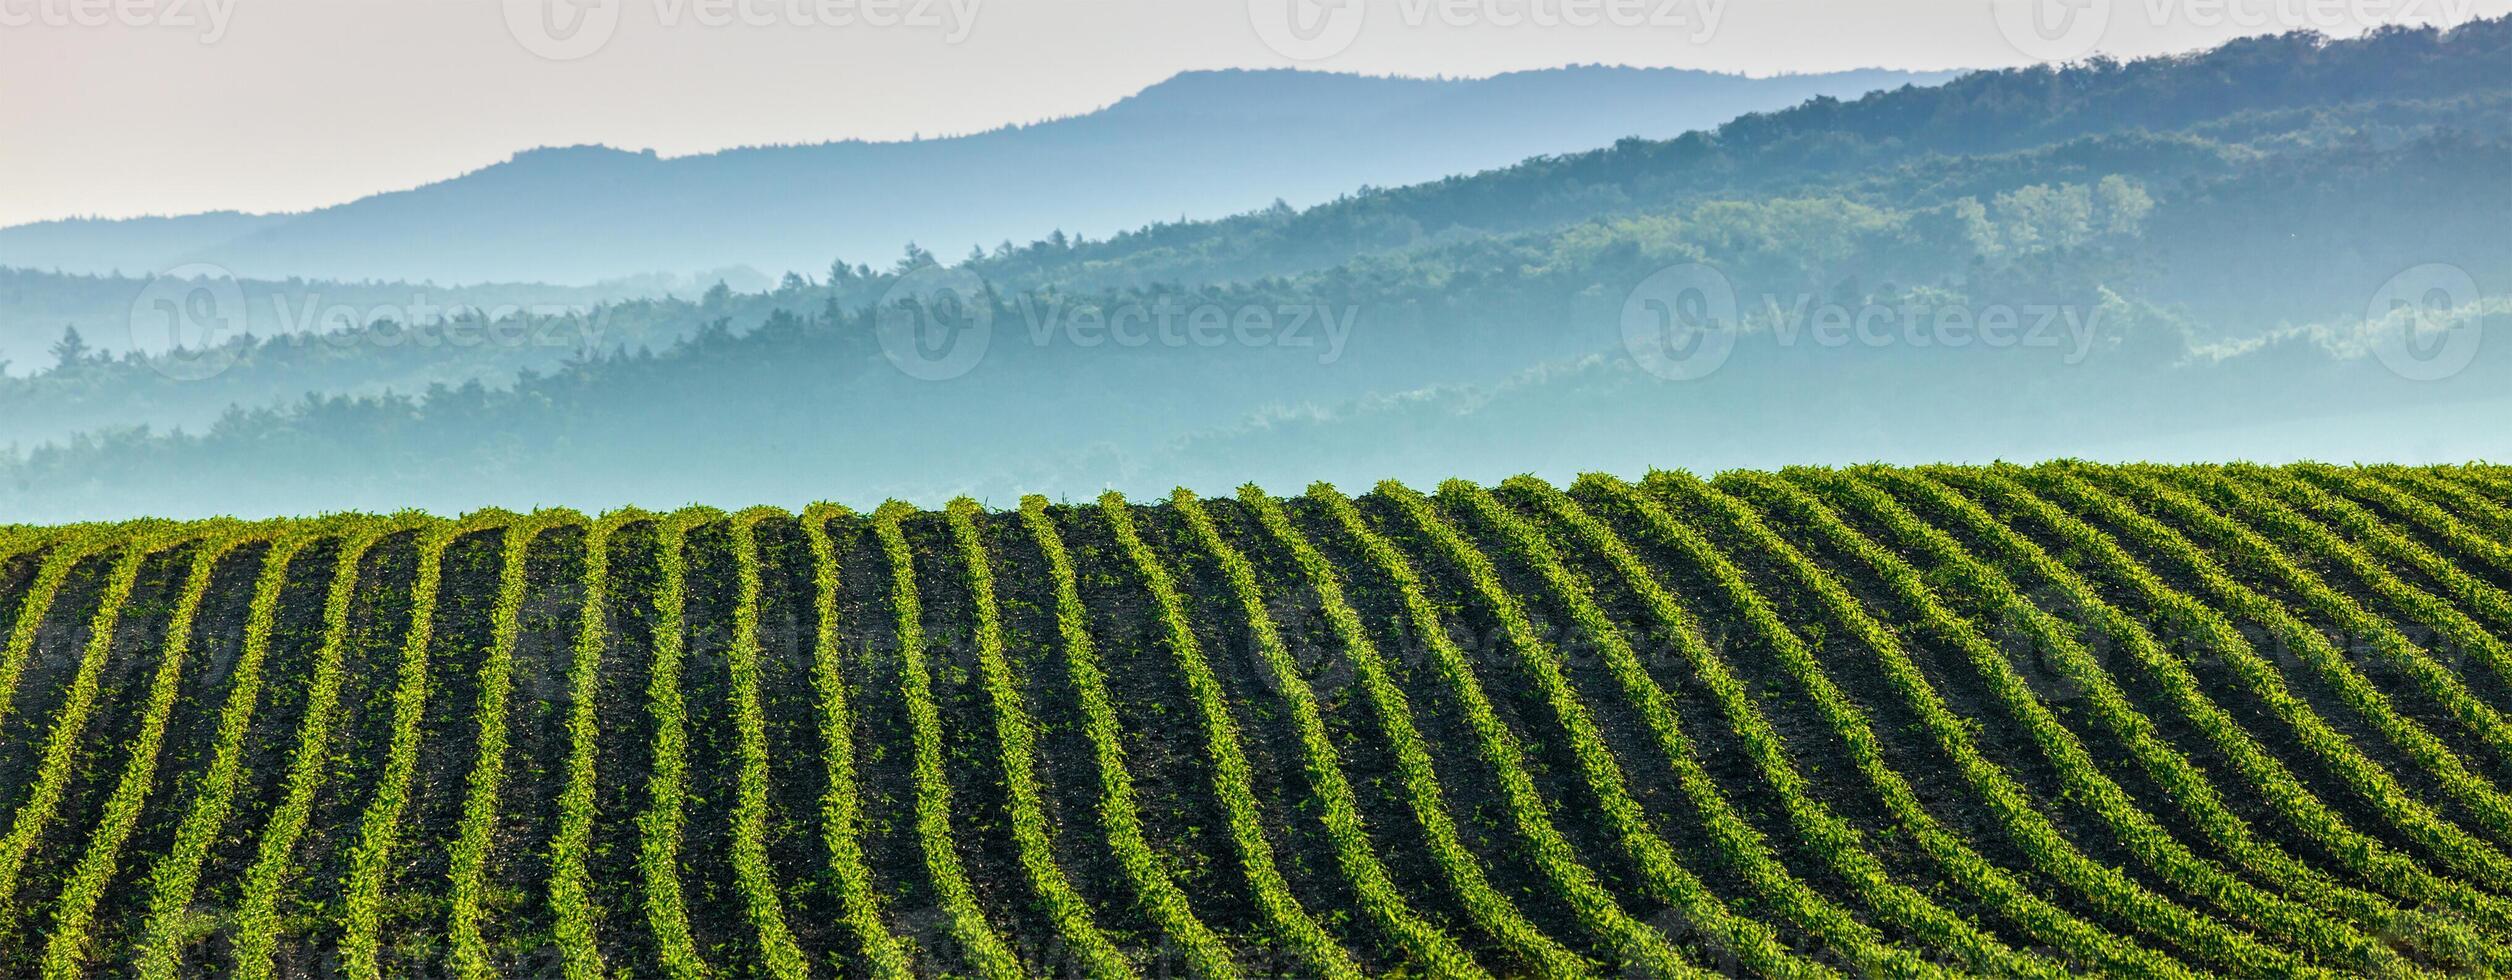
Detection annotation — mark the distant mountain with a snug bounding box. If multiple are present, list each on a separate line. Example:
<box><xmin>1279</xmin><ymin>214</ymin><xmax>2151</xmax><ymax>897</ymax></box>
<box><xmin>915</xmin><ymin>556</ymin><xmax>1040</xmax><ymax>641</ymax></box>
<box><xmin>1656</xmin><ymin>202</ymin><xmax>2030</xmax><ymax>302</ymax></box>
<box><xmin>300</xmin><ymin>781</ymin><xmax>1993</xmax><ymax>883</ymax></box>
<box><xmin>0</xmin><ymin>66</ymin><xmax>1952</xmax><ymax>285</ymax></box>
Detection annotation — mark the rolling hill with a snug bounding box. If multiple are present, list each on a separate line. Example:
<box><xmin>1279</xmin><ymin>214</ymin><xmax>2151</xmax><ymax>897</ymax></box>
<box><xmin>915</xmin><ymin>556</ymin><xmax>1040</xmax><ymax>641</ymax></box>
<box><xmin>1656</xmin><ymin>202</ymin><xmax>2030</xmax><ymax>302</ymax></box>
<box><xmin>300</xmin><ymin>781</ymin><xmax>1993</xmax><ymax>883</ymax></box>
<box><xmin>0</xmin><ymin>66</ymin><xmax>1951</xmax><ymax>286</ymax></box>
<box><xmin>3</xmin><ymin>463</ymin><xmax>2511</xmax><ymax>976</ymax></box>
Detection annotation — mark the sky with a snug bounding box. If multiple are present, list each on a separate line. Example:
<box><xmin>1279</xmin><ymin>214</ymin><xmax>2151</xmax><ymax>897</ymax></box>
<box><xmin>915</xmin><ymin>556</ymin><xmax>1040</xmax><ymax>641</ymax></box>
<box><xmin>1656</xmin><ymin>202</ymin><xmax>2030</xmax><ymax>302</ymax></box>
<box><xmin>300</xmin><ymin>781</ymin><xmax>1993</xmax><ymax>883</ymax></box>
<box><xmin>1</xmin><ymin>0</ymin><xmax>2499</xmax><ymax>227</ymax></box>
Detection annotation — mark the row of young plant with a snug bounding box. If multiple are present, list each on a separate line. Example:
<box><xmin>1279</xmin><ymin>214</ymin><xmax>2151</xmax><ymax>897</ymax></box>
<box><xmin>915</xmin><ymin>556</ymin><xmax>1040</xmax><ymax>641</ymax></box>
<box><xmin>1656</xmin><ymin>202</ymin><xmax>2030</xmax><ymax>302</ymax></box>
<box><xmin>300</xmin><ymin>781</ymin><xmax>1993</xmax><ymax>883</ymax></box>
<box><xmin>1166</xmin><ymin>489</ymin><xmax>1488</xmax><ymax>978</ymax></box>
<box><xmin>798</xmin><ymin>503</ymin><xmax>917</xmax><ymax>979</ymax></box>
<box><xmin>1386</xmin><ymin>480</ymin><xmax>1825</xmax><ymax>979</ymax></box>
<box><xmin>721</xmin><ymin>509</ymin><xmax>814</xmax><ymax>979</ymax></box>
<box><xmin>1871</xmin><ymin>466</ymin><xmax>2512</xmax><ymax>965</ymax></box>
<box><xmin>1689</xmin><ymin>473</ymin><xmax>2324</xmax><ymax>977</ymax></box>
<box><xmin>1985</xmin><ymin>466</ymin><xmax>2512</xmax><ymax>891</ymax></box>
<box><xmin>872</xmin><ymin>502</ymin><xmax>1026</xmax><ymax>979</ymax></box>
<box><xmin>227</xmin><ymin>514</ymin><xmax>435</xmax><ymax>980</ymax></box>
<box><xmin>0</xmin><ymin>521</ymin><xmax>201</xmax><ymax>917</ymax></box>
<box><xmin>2287</xmin><ymin>465</ymin><xmax>2512</xmax><ymax>637</ymax></box>
<box><xmin>1014</xmin><ymin>497</ymin><xmax>1240</xmax><ymax>979</ymax></box>
<box><xmin>1515</xmin><ymin>476</ymin><xmax>2063</xmax><ymax>978</ymax></box>
<box><xmin>1451</xmin><ymin>478</ymin><xmax>1950</xmax><ymax>978</ymax></box>
<box><xmin>32</xmin><ymin>521</ymin><xmax>262</xmax><ymax>978</ymax></box>
<box><xmin>1310</xmin><ymin>483</ymin><xmax>1710</xmax><ymax>979</ymax></box>
<box><xmin>1098</xmin><ymin>491</ymin><xmax>1368</xmax><ymax>980</ymax></box>
<box><xmin>1236</xmin><ymin>487</ymin><xmax>1595</xmax><ymax>978</ymax></box>
<box><xmin>542</xmin><ymin>510</ymin><xmax>645</xmax><ymax>980</ymax></box>
<box><xmin>1749</xmin><ymin>470</ymin><xmax>2412</xmax><ymax>974</ymax></box>
<box><xmin>2215</xmin><ymin>466</ymin><xmax>2512</xmax><ymax>717</ymax></box>
<box><xmin>640</xmin><ymin>508</ymin><xmax>717</xmax><ymax>979</ymax></box>
<box><xmin>2146</xmin><ymin>467</ymin><xmax>2512</xmax><ymax>773</ymax></box>
<box><xmin>943</xmin><ymin>499</ymin><xmax>1136</xmax><ymax>978</ymax></box>
<box><xmin>129</xmin><ymin>519</ymin><xmax>355</xmax><ymax>979</ymax></box>
<box><xmin>1614</xmin><ymin>472</ymin><xmax>2189</xmax><ymax>977</ymax></box>
<box><xmin>2068</xmin><ymin>468</ymin><xmax>2512</xmax><ymax>846</ymax></box>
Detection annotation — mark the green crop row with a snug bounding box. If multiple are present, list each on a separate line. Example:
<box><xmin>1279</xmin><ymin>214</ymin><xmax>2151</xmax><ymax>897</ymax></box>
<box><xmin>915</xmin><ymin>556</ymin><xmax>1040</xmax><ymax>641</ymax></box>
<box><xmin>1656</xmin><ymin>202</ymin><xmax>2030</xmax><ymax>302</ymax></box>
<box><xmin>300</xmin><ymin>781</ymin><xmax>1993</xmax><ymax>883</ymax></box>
<box><xmin>1169</xmin><ymin>488</ymin><xmax>1486</xmax><ymax>978</ymax></box>
<box><xmin>1099</xmin><ymin>491</ymin><xmax>1366</xmax><ymax>980</ymax></box>
<box><xmin>1615</xmin><ymin>472</ymin><xmax>2184</xmax><ymax>977</ymax></box>
<box><xmin>229</xmin><ymin>515</ymin><xmax>430</xmax><ymax>980</ymax></box>
<box><xmin>874</xmin><ymin>501</ymin><xmax>1025</xmax><ymax>979</ymax></box>
<box><xmin>1754</xmin><ymin>470</ymin><xmax>2402</xmax><ymax>974</ymax></box>
<box><xmin>36</xmin><ymin>521</ymin><xmax>264</xmax><ymax>979</ymax></box>
<box><xmin>945</xmin><ymin>499</ymin><xmax>1135</xmax><ymax>979</ymax></box>
<box><xmin>1873</xmin><ymin>467</ymin><xmax>2512</xmax><ymax>966</ymax></box>
<box><xmin>1015</xmin><ymin>497</ymin><xmax>1238</xmax><ymax>979</ymax></box>
<box><xmin>1522</xmin><ymin>476</ymin><xmax>2060</xmax><ymax>978</ymax></box>
<box><xmin>1239</xmin><ymin>486</ymin><xmax>1593</xmax><ymax>978</ymax></box>
<box><xmin>1314</xmin><ymin>482</ymin><xmax>1709</xmax><ymax>979</ymax></box>
<box><xmin>9</xmin><ymin>465</ymin><xmax>2512</xmax><ymax>976</ymax></box>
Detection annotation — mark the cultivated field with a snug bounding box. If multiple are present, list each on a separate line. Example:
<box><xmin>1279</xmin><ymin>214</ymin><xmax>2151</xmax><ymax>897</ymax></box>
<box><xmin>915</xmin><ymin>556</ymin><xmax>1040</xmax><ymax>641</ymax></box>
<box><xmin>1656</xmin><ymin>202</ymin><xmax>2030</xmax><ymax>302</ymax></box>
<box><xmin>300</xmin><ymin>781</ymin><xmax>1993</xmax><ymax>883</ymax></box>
<box><xmin>5</xmin><ymin>463</ymin><xmax>2512</xmax><ymax>978</ymax></box>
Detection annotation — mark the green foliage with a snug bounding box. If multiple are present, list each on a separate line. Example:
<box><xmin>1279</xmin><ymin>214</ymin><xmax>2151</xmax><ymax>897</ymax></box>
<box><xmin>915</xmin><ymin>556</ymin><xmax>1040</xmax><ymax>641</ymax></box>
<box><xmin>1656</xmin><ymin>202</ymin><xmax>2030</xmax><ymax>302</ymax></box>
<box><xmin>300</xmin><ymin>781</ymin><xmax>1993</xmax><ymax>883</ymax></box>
<box><xmin>8</xmin><ymin>463</ymin><xmax>2512</xmax><ymax>976</ymax></box>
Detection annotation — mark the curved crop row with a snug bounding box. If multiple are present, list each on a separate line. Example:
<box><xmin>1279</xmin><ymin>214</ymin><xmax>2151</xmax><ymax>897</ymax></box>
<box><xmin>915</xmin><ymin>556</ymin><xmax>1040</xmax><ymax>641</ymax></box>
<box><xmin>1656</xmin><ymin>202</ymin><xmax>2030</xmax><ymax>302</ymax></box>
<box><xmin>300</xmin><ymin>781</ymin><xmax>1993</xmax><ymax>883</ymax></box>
<box><xmin>228</xmin><ymin>515</ymin><xmax>426</xmax><ymax>980</ymax></box>
<box><xmin>873</xmin><ymin>501</ymin><xmax>1025</xmax><ymax>979</ymax></box>
<box><xmin>2153</xmin><ymin>467</ymin><xmax>2512</xmax><ymax>766</ymax></box>
<box><xmin>36</xmin><ymin>521</ymin><xmax>267</xmax><ymax>979</ymax></box>
<box><xmin>725</xmin><ymin>508</ymin><xmax>812</xmax><ymax>979</ymax></box>
<box><xmin>130</xmin><ymin>519</ymin><xmax>353</xmax><ymax>980</ymax></box>
<box><xmin>2078</xmin><ymin>467</ymin><xmax>2512</xmax><ymax>845</ymax></box>
<box><xmin>2232</xmin><ymin>465</ymin><xmax>2512</xmax><ymax>691</ymax></box>
<box><xmin>335</xmin><ymin>514</ymin><xmax>506</xmax><ymax>979</ymax></box>
<box><xmin>797</xmin><ymin>503</ymin><xmax>915</xmax><ymax>979</ymax></box>
<box><xmin>1756</xmin><ymin>469</ymin><xmax>2409</xmax><ymax>974</ymax></box>
<box><xmin>543</xmin><ymin>510</ymin><xmax>643</xmax><ymax>980</ymax></box>
<box><xmin>1237</xmin><ymin>486</ymin><xmax>1593</xmax><ymax>978</ymax></box>
<box><xmin>1014</xmin><ymin>497</ymin><xmax>1239</xmax><ymax>979</ymax></box>
<box><xmin>641</xmin><ymin>508</ymin><xmax>719</xmax><ymax>979</ymax></box>
<box><xmin>2325</xmin><ymin>465</ymin><xmax>2512</xmax><ymax>584</ymax></box>
<box><xmin>2375</xmin><ymin>466</ymin><xmax>2512</xmax><ymax>541</ymax></box>
<box><xmin>1986</xmin><ymin>466</ymin><xmax>2512</xmax><ymax>888</ymax></box>
<box><xmin>1313</xmin><ymin>483</ymin><xmax>1709</xmax><ymax>980</ymax></box>
<box><xmin>1513</xmin><ymin>477</ymin><xmax>2060</xmax><ymax>978</ymax></box>
<box><xmin>1602</xmin><ymin>473</ymin><xmax>2185</xmax><ymax>977</ymax></box>
<box><xmin>0</xmin><ymin>523</ymin><xmax>207</xmax><ymax>911</ymax></box>
<box><xmin>444</xmin><ymin>512</ymin><xmax>574</xmax><ymax>979</ymax></box>
<box><xmin>1879</xmin><ymin>466</ymin><xmax>2512</xmax><ymax>958</ymax></box>
<box><xmin>0</xmin><ymin>523</ymin><xmax>138</xmax><ymax>736</ymax></box>
<box><xmin>1390</xmin><ymin>480</ymin><xmax>1832</xmax><ymax>979</ymax></box>
<box><xmin>1697</xmin><ymin>473</ymin><xmax>2316</xmax><ymax>977</ymax></box>
<box><xmin>1168</xmin><ymin>489</ymin><xmax>1486</xmax><ymax>978</ymax></box>
<box><xmin>1462</xmin><ymin>478</ymin><xmax>1958</xmax><ymax>978</ymax></box>
<box><xmin>1098</xmin><ymin>492</ymin><xmax>1366</xmax><ymax>980</ymax></box>
<box><xmin>944</xmin><ymin>499</ymin><xmax>1135</xmax><ymax>979</ymax></box>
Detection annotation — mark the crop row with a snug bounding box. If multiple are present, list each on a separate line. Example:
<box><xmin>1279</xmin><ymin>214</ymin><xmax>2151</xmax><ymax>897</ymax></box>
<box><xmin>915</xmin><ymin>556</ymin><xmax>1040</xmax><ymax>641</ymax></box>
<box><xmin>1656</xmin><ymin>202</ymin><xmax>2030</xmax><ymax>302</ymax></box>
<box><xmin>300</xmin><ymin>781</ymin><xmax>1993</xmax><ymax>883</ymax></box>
<box><xmin>3</xmin><ymin>464</ymin><xmax>2511</xmax><ymax>976</ymax></box>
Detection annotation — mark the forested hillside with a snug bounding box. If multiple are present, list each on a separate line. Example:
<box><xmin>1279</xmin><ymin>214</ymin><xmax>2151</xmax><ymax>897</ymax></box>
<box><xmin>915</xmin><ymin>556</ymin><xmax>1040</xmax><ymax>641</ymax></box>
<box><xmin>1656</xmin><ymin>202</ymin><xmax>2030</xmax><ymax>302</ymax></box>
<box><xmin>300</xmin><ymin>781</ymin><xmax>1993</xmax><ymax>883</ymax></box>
<box><xmin>6</xmin><ymin>463</ymin><xmax>2512</xmax><ymax>977</ymax></box>
<box><xmin>0</xmin><ymin>67</ymin><xmax>1946</xmax><ymax>286</ymax></box>
<box><xmin>5</xmin><ymin>22</ymin><xmax>2510</xmax><ymax>520</ymax></box>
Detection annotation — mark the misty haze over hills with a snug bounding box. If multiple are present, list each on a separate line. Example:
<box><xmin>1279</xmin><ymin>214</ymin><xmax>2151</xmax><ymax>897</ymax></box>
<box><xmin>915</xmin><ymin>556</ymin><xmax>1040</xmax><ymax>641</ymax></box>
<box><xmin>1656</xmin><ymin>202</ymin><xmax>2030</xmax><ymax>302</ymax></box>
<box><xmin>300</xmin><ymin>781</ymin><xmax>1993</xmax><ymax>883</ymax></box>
<box><xmin>0</xmin><ymin>66</ymin><xmax>1951</xmax><ymax>286</ymax></box>
<box><xmin>7</xmin><ymin>20</ymin><xmax>2509</xmax><ymax>521</ymax></box>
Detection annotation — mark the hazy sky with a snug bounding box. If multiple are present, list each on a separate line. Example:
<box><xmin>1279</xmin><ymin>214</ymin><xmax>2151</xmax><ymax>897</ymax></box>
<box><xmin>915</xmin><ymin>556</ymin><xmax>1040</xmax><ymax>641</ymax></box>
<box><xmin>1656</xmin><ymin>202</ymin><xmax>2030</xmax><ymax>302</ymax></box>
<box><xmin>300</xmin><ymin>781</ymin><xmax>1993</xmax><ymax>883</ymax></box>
<box><xmin>2</xmin><ymin>0</ymin><xmax>2498</xmax><ymax>226</ymax></box>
